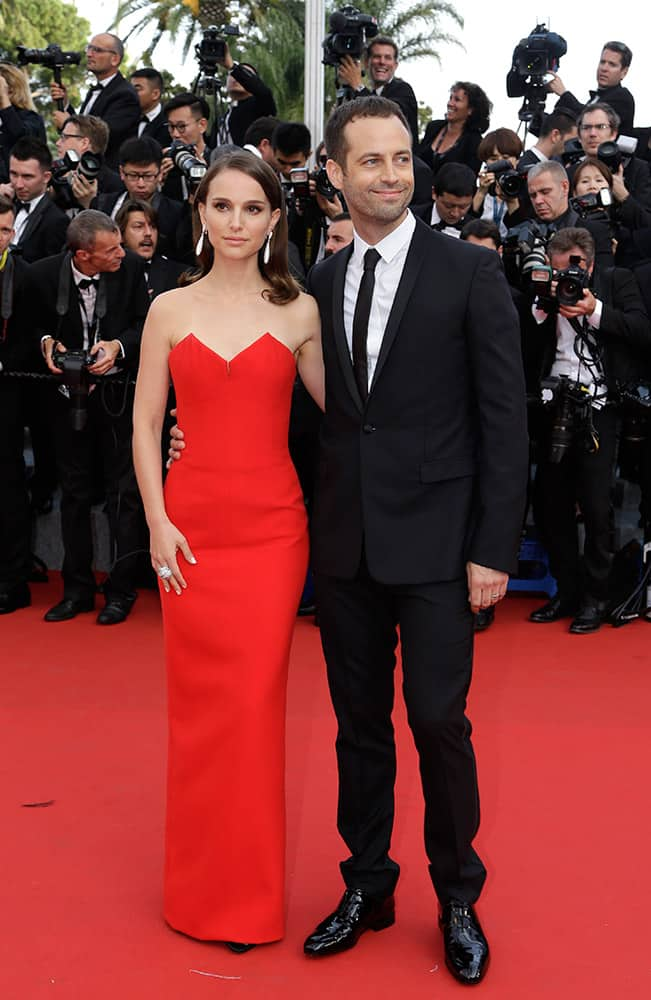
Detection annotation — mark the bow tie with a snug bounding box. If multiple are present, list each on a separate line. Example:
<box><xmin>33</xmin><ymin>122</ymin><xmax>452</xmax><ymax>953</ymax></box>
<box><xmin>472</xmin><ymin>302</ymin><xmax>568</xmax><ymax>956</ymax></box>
<box><xmin>15</xmin><ymin>200</ymin><xmax>30</xmax><ymax>213</ymax></box>
<box><xmin>88</xmin><ymin>83</ymin><xmax>104</xmax><ymax>93</ymax></box>
<box><xmin>433</xmin><ymin>219</ymin><xmax>464</xmax><ymax>232</ymax></box>
<box><xmin>77</xmin><ymin>277</ymin><xmax>99</xmax><ymax>291</ymax></box>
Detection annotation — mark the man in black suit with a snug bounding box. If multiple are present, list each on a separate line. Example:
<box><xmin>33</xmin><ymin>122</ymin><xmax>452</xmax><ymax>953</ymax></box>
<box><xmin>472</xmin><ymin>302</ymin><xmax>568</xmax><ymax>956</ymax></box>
<box><xmin>526</xmin><ymin>227</ymin><xmax>651</xmax><ymax>632</ymax></box>
<box><xmin>130</xmin><ymin>68</ymin><xmax>169</xmax><ymax>149</ymax></box>
<box><xmin>211</xmin><ymin>45</ymin><xmax>277</xmax><ymax>148</ymax></box>
<box><xmin>160</xmin><ymin>94</ymin><xmax>212</xmax><ymax>205</ymax></box>
<box><xmin>50</xmin><ymin>33</ymin><xmax>140</xmax><ymax>169</ymax></box>
<box><xmin>550</xmin><ymin>41</ymin><xmax>636</xmax><ymax>135</ymax></box>
<box><xmin>412</xmin><ymin>162</ymin><xmax>475</xmax><ymax>235</ymax></box>
<box><xmin>115</xmin><ymin>198</ymin><xmax>185</xmax><ymax>300</ymax></box>
<box><xmin>51</xmin><ymin>115</ymin><xmax>122</xmax><ymax>214</ymax></box>
<box><xmin>302</xmin><ymin>97</ymin><xmax>528</xmax><ymax>984</ymax></box>
<box><xmin>337</xmin><ymin>36</ymin><xmax>419</xmax><ymax>147</ymax></box>
<box><xmin>31</xmin><ymin>210</ymin><xmax>149</xmax><ymax>625</ymax></box>
<box><xmin>0</xmin><ymin>137</ymin><xmax>68</xmax><ymax>262</ymax></box>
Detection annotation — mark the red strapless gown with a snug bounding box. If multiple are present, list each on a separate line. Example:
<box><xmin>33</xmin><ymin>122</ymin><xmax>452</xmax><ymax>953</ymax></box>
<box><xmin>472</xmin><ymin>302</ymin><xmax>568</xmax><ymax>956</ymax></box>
<box><xmin>161</xmin><ymin>332</ymin><xmax>308</xmax><ymax>943</ymax></box>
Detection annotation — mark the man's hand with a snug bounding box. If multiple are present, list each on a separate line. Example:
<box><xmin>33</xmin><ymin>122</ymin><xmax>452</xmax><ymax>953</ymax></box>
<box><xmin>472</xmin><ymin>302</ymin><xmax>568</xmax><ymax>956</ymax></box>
<box><xmin>70</xmin><ymin>172</ymin><xmax>98</xmax><ymax>210</ymax></box>
<box><xmin>611</xmin><ymin>164</ymin><xmax>630</xmax><ymax>203</ymax></box>
<box><xmin>52</xmin><ymin>110</ymin><xmax>67</xmax><ymax>131</ymax></box>
<box><xmin>0</xmin><ymin>182</ymin><xmax>14</xmax><ymax>200</ymax></box>
<box><xmin>466</xmin><ymin>561</ymin><xmax>508</xmax><ymax>613</ymax></box>
<box><xmin>88</xmin><ymin>339</ymin><xmax>121</xmax><ymax>375</ymax></box>
<box><xmin>167</xmin><ymin>408</ymin><xmax>185</xmax><ymax>468</ymax></box>
<box><xmin>558</xmin><ymin>288</ymin><xmax>597</xmax><ymax>320</ymax></box>
<box><xmin>222</xmin><ymin>42</ymin><xmax>235</xmax><ymax>71</ymax></box>
<box><xmin>50</xmin><ymin>81</ymin><xmax>68</xmax><ymax>104</ymax></box>
<box><xmin>337</xmin><ymin>55</ymin><xmax>364</xmax><ymax>91</ymax></box>
<box><xmin>545</xmin><ymin>71</ymin><xmax>566</xmax><ymax>96</ymax></box>
<box><xmin>42</xmin><ymin>337</ymin><xmax>65</xmax><ymax>375</ymax></box>
<box><xmin>159</xmin><ymin>155</ymin><xmax>175</xmax><ymax>184</ymax></box>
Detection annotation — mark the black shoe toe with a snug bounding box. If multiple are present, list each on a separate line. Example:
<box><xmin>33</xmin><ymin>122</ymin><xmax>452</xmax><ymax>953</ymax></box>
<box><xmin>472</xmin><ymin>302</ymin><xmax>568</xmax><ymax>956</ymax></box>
<box><xmin>304</xmin><ymin>889</ymin><xmax>395</xmax><ymax>957</ymax></box>
<box><xmin>0</xmin><ymin>583</ymin><xmax>31</xmax><ymax>614</ymax></box>
<box><xmin>97</xmin><ymin>595</ymin><xmax>136</xmax><ymax>625</ymax></box>
<box><xmin>440</xmin><ymin>900</ymin><xmax>489</xmax><ymax>985</ymax></box>
<box><xmin>44</xmin><ymin>597</ymin><xmax>95</xmax><ymax>622</ymax></box>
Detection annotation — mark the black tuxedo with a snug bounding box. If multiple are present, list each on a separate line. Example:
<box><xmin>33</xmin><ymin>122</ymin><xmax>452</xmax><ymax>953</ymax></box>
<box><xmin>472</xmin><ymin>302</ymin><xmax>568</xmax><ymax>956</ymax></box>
<box><xmin>307</xmin><ymin>217</ymin><xmax>528</xmax><ymax>903</ymax></box>
<box><xmin>25</xmin><ymin>250</ymin><xmax>149</xmax><ymax>602</ymax></box>
<box><xmin>95</xmin><ymin>190</ymin><xmax>186</xmax><ymax>259</ymax></box>
<box><xmin>144</xmin><ymin>253</ymin><xmax>186</xmax><ymax>300</ymax></box>
<box><xmin>12</xmin><ymin>196</ymin><xmax>68</xmax><ymax>263</ymax></box>
<box><xmin>357</xmin><ymin>77</ymin><xmax>419</xmax><ymax>148</ymax></box>
<box><xmin>555</xmin><ymin>83</ymin><xmax>635</xmax><ymax>135</ymax></box>
<box><xmin>140</xmin><ymin>109</ymin><xmax>170</xmax><ymax>149</ymax></box>
<box><xmin>70</xmin><ymin>73</ymin><xmax>140</xmax><ymax>169</ymax></box>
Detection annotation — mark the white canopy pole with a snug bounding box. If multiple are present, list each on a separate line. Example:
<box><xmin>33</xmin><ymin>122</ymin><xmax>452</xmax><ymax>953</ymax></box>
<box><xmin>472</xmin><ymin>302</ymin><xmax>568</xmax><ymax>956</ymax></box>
<box><xmin>304</xmin><ymin>0</ymin><xmax>325</xmax><ymax>160</ymax></box>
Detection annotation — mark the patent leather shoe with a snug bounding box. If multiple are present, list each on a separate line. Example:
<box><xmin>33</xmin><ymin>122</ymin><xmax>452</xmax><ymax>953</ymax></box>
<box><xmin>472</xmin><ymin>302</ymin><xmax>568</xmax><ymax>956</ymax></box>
<box><xmin>304</xmin><ymin>888</ymin><xmax>395</xmax><ymax>956</ymax></box>
<box><xmin>569</xmin><ymin>599</ymin><xmax>608</xmax><ymax>634</ymax></box>
<box><xmin>97</xmin><ymin>594</ymin><xmax>136</xmax><ymax>625</ymax></box>
<box><xmin>225</xmin><ymin>941</ymin><xmax>256</xmax><ymax>953</ymax></box>
<box><xmin>440</xmin><ymin>900</ymin><xmax>489</xmax><ymax>986</ymax></box>
<box><xmin>529</xmin><ymin>596</ymin><xmax>577</xmax><ymax>623</ymax></box>
<box><xmin>0</xmin><ymin>582</ymin><xmax>31</xmax><ymax>614</ymax></box>
<box><xmin>44</xmin><ymin>597</ymin><xmax>95</xmax><ymax>622</ymax></box>
<box><xmin>473</xmin><ymin>606</ymin><xmax>495</xmax><ymax>632</ymax></box>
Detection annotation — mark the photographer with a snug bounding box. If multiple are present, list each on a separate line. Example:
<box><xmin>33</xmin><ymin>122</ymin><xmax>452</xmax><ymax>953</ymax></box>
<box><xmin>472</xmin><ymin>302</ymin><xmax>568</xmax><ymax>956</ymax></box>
<box><xmin>273</xmin><ymin>122</ymin><xmax>334</xmax><ymax>271</ymax></box>
<box><xmin>160</xmin><ymin>93</ymin><xmax>212</xmax><ymax>204</ymax></box>
<box><xmin>336</xmin><ymin>36</ymin><xmax>418</xmax><ymax>147</ymax></box>
<box><xmin>30</xmin><ymin>210</ymin><xmax>149</xmax><ymax>624</ymax></box>
<box><xmin>519</xmin><ymin>110</ymin><xmax>578</xmax><ymax>171</ymax></box>
<box><xmin>50</xmin><ymin>34</ymin><xmax>140</xmax><ymax>170</ymax></box>
<box><xmin>472</xmin><ymin>128</ymin><xmax>524</xmax><ymax>236</ymax></box>
<box><xmin>0</xmin><ymin>63</ymin><xmax>46</xmax><ymax>184</ymax></box>
<box><xmin>210</xmin><ymin>45</ymin><xmax>276</xmax><ymax>148</ymax></box>
<box><xmin>51</xmin><ymin>115</ymin><xmax>122</xmax><ymax>214</ymax></box>
<box><xmin>130</xmin><ymin>68</ymin><xmax>169</xmax><ymax>148</ymax></box>
<box><xmin>571</xmin><ymin>157</ymin><xmax>651</xmax><ymax>268</ymax></box>
<box><xmin>526</xmin><ymin>227</ymin><xmax>651</xmax><ymax>633</ymax></box>
<box><xmin>574</xmin><ymin>103</ymin><xmax>651</xmax><ymax>212</ymax></box>
<box><xmin>550</xmin><ymin>41</ymin><xmax>635</xmax><ymax>136</ymax></box>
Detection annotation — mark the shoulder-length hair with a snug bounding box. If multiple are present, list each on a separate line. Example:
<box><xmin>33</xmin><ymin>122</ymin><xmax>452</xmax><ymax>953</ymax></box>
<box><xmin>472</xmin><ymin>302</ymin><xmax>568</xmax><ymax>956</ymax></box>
<box><xmin>0</xmin><ymin>63</ymin><xmax>36</xmax><ymax>111</ymax></box>
<box><xmin>452</xmin><ymin>81</ymin><xmax>492</xmax><ymax>134</ymax></box>
<box><xmin>185</xmin><ymin>151</ymin><xmax>300</xmax><ymax>305</ymax></box>
<box><xmin>572</xmin><ymin>156</ymin><xmax>613</xmax><ymax>192</ymax></box>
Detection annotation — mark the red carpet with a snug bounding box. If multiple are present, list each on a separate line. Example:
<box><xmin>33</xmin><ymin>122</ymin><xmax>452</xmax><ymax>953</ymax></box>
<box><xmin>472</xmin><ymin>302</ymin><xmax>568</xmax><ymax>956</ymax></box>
<box><xmin>2</xmin><ymin>578</ymin><xmax>650</xmax><ymax>998</ymax></box>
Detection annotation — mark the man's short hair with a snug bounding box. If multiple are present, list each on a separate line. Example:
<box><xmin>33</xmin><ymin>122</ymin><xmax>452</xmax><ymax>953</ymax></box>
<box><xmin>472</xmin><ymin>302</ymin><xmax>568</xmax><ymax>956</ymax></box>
<box><xmin>527</xmin><ymin>160</ymin><xmax>568</xmax><ymax>185</ymax></box>
<box><xmin>547</xmin><ymin>226</ymin><xmax>595</xmax><ymax>263</ymax></box>
<box><xmin>130</xmin><ymin>67</ymin><xmax>164</xmax><ymax>92</ymax></box>
<box><xmin>67</xmin><ymin>210</ymin><xmax>120</xmax><ymax>252</ymax></box>
<box><xmin>243</xmin><ymin>116</ymin><xmax>280</xmax><ymax>148</ymax></box>
<box><xmin>477</xmin><ymin>128</ymin><xmax>523</xmax><ymax>163</ymax></box>
<box><xmin>118</xmin><ymin>136</ymin><xmax>163</xmax><ymax>168</ymax></box>
<box><xmin>433</xmin><ymin>162</ymin><xmax>476</xmax><ymax>198</ymax></box>
<box><xmin>272</xmin><ymin>121</ymin><xmax>312</xmax><ymax>156</ymax></box>
<box><xmin>461</xmin><ymin>218</ymin><xmax>501</xmax><ymax>248</ymax></box>
<box><xmin>115</xmin><ymin>198</ymin><xmax>159</xmax><ymax>237</ymax></box>
<box><xmin>331</xmin><ymin>212</ymin><xmax>352</xmax><ymax>224</ymax></box>
<box><xmin>540</xmin><ymin>110</ymin><xmax>577</xmax><ymax>138</ymax></box>
<box><xmin>102</xmin><ymin>34</ymin><xmax>124</xmax><ymax>62</ymax></box>
<box><xmin>577</xmin><ymin>102</ymin><xmax>621</xmax><ymax>132</ymax></box>
<box><xmin>0</xmin><ymin>193</ymin><xmax>16</xmax><ymax>218</ymax></box>
<box><xmin>325</xmin><ymin>96</ymin><xmax>410</xmax><ymax>167</ymax></box>
<box><xmin>64</xmin><ymin>115</ymin><xmax>109</xmax><ymax>155</ymax></box>
<box><xmin>602</xmin><ymin>41</ymin><xmax>633</xmax><ymax>69</ymax></box>
<box><xmin>163</xmin><ymin>92</ymin><xmax>210</xmax><ymax>121</ymax></box>
<box><xmin>10</xmin><ymin>136</ymin><xmax>52</xmax><ymax>170</ymax></box>
<box><xmin>367</xmin><ymin>35</ymin><xmax>399</xmax><ymax>60</ymax></box>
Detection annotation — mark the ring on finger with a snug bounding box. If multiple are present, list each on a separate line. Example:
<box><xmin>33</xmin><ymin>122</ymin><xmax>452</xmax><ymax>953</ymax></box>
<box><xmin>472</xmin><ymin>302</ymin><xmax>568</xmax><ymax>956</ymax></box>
<box><xmin>157</xmin><ymin>565</ymin><xmax>173</xmax><ymax>580</ymax></box>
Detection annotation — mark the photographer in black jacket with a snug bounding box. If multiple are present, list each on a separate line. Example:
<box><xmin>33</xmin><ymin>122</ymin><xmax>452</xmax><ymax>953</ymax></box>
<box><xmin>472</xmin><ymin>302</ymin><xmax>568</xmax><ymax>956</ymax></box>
<box><xmin>549</xmin><ymin>41</ymin><xmax>635</xmax><ymax>135</ymax></box>
<box><xmin>211</xmin><ymin>44</ymin><xmax>276</xmax><ymax>148</ymax></box>
<box><xmin>31</xmin><ymin>210</ymin><xmax>149</xmax><ymax>625</ymax></box>
<box><xmin>526</xmin><ymin>227</ymin><xmax>651</xmax><ymax>633</ymax></box>
<box><xmin>336</xmin><ymin>36</ymin><xmax>419</xmax><ymax>147</ymax></box>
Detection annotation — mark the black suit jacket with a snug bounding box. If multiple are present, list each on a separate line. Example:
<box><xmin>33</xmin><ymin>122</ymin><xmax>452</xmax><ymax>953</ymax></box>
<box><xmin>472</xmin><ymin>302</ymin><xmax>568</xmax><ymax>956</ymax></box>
<box><xmin>95</xmin><ymin>190</ymin><xmax>186</xmax><ymax>258</ymax></box>
<box><xmin>12</xmin><ymin>196</ymin><xmax>69</xmax><ymax>263</ymax></box>
<box><xmin>145</xmin><ymin>254</ymin><xmax>186</xmax><ymax>300</ymax></box>
<box><xmin>211</xmin><ymin>65</ymin><xmax>276</xmax><ymax>147</ymax></box>
<box><xmin>71</xmin><ymin>73</ymin><xmax>140</xmax><ymax>169</ymax></box>
<box><xmin>357</xmin><ymin>77</ymin><xmax>419</xmax><ymax>148</ymax></box>
<box><xmin>0</xmin><ymin>255</ymin><xmax>35</xmax><ymax>371</ymax></box>
<box><xmin>27</xmin><ymin>249</ymin><xmax>148</xmax><ymax>367</ymax></box>
<box><xmin>307</xmin><ymin>217</ymin><xmax>529</xmax><ymax>584</ymax></box>
<box><xmin>140</xmin><ymin>109</ymin><xmax>171</xmax><ymax>149</ymax></box>
<box><xmin>555</xmin><ymin>83</ymin><xmax>635</xmax><ymax>135</ymax></box>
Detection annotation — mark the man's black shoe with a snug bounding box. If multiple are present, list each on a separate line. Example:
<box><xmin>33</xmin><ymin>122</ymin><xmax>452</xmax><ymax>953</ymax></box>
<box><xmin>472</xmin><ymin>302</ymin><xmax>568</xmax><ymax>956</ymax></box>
<box><xmin>97</xmin><ymin>594</ymin><xmax>136</xmax><ymax>625</ymax></box>
<box><xmin>473</xmin><ymin>606</ymin><xmax>495</xmax><ymax>632</ymax></box>
<box><xmin>529</xmin><ymin>596</ymin><xmax>577</xmax><ymax>623</ymax></box>
<box><xmin>439</xmin><ymin>900</ymin><xmax>489</xmax><ymax>986</ymax></box>
<box><xmin>44</xmin><ymin>597</ymin><xmax>95</xmax><ymax>622</ymax></box>
<box><xmin>303</xmin><ymin>888</ymin><xmax>395</xmax><ymax>956</ymax></box>
<box><xmin>569</xmin><ymin>599</ymin><xmax>608</xmax><ymax>634</ymax></box>
<box><xmin>0</xmin><ymin>583</ymin><xmax>31</xmax><ymax>614</ymax></box>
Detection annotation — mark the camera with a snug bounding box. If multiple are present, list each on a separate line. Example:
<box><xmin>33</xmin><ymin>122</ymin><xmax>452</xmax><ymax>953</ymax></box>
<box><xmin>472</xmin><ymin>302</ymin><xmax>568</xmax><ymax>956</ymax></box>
<box><xmin>487</xmin><ymin>159</ymin><xmax>527</xmax><ymax>199</ymax></box>
<box><xmin>561</xmin><ymin>137</ymin><xmax>585</xmax><ymax>168</ymax></box>
<box><xmin>569</xmin><ymin>189</ymin><xmax>612</xmax><ymax>220</ymax></box>
<box><xmin>503</xmin><ymin>222</ymin><xmax>552</xmax><ymax>295</ymax></box>
<box><xmin>52</xmin><ymin>348</ymin><xmax>95</xmax><ymax>431</ymax></box>
<box><xmin>597</xmin><ymin>135</ymin><xmax>637</xmax><ymax>173</ymax></box>
<box><xmin>52</xmin><ymin>149</ymin><xmax>102</xmax><ymax>183</ymax></box>
<box><xmin>540</xmin><ymin>375</ymin><xmax>599</xmax><ymax>462</ymax></box>
<box><xmin>16</xmin><ymin>43</ymin><xmax>81</xmax><ymax>70</ymax></box>
<box><xmin>167</xmin><ymin>140</ymin><xmax>207</xmax><ymax>187</ymax></box>
<box><xmin>554</xmin><ymin>255</ymin><xmax>591</xmax><ymax>306</ymax></box>
<box><xmin>507</xmin><ymin>24</ymin><xmax>567</xmax><ymax>123</ymax></box>
<box><xmin>616</xmin><ymin>381</ymin><xmax>651</xmax><ymax>444</ymax></box>
<box><xmin>194</xmin><ymin>24</ymin><xmax>240</xmax><ymax>73</ymax></box>
<box><xmin>322</xmin><ymin>5</ymin><xmax>378</xmax><ymax>67</ymax></box>
<box><xmin>289</xmin><ymin>166</ymin><xmax>310</xmax><ymax>203</ymax></box>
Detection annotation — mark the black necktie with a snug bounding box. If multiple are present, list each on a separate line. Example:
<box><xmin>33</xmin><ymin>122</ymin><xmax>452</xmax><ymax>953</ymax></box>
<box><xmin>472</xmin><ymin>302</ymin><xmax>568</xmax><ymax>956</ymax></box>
<box><xmin>352</xmin><ymin>247</ymin><xmax>381</xmax><ymax>401</ymax></box>
<box><xmin>77</xmin><ymin>277</ymin><xmax>99</xmax><ymax>291</ymax></box>
<box><xmin>15</xmin><ymin>200</ymin><xmax>30</xmax><ymax>213</ymax></box>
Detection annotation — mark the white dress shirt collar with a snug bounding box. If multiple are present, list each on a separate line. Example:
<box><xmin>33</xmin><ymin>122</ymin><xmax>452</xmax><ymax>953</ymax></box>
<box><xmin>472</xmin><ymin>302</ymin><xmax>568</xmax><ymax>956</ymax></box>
<box><xmin>351</xmin><ymin>209</ymin><xmax>416</xmax><ymax>266</ymax></box>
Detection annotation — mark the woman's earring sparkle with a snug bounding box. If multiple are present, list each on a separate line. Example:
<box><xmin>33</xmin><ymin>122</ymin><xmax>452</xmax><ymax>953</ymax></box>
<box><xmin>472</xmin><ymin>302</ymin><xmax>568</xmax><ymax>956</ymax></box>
<box><xmin>263</xmin><ymin>231</ymin><xmax>272</xmax><ymax>265</ymax></box>
<box><xmin>195</xmin><ymin>226</ymin><xmax>207</xmax><ymax>257</ymax></box>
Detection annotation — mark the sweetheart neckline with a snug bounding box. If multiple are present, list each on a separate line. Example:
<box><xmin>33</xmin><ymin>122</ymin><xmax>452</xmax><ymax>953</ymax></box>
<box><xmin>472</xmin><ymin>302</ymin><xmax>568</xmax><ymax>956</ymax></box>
<box><xmin>170</xmin><ymin>332</ymin><xmax>295</xmax><ymax>366</ymax></box>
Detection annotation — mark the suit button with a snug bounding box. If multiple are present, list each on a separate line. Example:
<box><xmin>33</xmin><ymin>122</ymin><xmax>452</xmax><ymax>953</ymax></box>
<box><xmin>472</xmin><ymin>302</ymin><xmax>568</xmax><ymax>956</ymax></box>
<box><xmin>362</xmin><ymin>424</ymin><xmax>376</xmax><ymax>434</ymax></box>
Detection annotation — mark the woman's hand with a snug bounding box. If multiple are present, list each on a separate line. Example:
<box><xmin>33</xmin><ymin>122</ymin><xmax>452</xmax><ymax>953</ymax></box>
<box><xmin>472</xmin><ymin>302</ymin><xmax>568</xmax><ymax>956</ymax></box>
<box><xmin>150</xmin><ymin>518</ymin><xmax>197</xmax><ymax>595</ymax></box>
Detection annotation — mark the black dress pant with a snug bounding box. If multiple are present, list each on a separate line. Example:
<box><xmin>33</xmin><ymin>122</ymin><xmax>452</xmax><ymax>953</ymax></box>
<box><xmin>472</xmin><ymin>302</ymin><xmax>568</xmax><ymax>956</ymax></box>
<box><xmin>314</xmin><ymin>556</ymin><xmax>485</xmax><ymax>905</ymax></box>
<box><xmin>52</xmin><ymin>382</ymin><xmax>143</xmax><ymax>600</ymax></box>
<box><xmin>0</xmin><ymin>380</ymin><xmax>32</xmax><ymax>589</ymax></box>
<box><xmin>533</xmin><ymin>405</ymin><xmax>618</xmax><ymax>601</ymax></box>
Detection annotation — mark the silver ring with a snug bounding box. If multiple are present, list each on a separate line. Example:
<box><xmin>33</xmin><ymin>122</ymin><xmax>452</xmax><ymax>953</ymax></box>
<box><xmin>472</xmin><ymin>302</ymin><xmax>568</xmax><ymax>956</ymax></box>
<box><xmin>157</xmin><ymin>565</ymin><xmax>173</xmax><ymax>580</ymax></box>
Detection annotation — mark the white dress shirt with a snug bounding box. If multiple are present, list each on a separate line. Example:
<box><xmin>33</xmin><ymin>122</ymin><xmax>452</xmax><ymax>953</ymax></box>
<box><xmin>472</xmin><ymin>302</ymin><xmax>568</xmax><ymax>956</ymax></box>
<box><xmin>533</xmin><ymin>298</ymin><xmax>606</xmax><ymax>404</ymax></box>
<box><xmin>138</xmin><ymin>103</ymin><xmax>162</xmax><ymax>136</ymax></box>
<box><xmin>83</xmin><ymin>73</ymin><xmax>117</xmax><ymax>115</ymax></box>
<box><xmin>343</xmin><ymin>210</ymin><xmax>416</xmax><ymax>389</ymax></box>
<box><xmin>13</xmin><ymin>192</ymin><xmax>46</xmax><ymax>243</ymax></box>
<box><xmin>71</xmin><ymin>260</ymin><xmax>100</xmax><ymax>350</ymax></box>
<box><xmin>429</xmin><ymin>203</ymin><xmax>462</xmax><ymax>239</ymax></box>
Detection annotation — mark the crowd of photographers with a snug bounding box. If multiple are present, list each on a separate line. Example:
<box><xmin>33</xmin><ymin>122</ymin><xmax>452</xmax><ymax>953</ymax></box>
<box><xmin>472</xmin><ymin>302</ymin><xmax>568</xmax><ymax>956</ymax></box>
<box><xmin>1</xmin><ymin>22</ymin><xmax>651</xmax><ymax>637</ymax></box>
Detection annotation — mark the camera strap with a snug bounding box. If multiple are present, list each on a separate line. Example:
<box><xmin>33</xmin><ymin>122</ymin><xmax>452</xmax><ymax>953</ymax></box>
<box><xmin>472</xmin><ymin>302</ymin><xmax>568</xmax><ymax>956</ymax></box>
<box><xmin>1</xmin><ymin>252</ymin><xmax>15</xmax><ymax>341</ymax></box>
<box><xmin>58</xmin><ymin>252</ymin><xmax>108</xmax><ymax>348</ymax></box>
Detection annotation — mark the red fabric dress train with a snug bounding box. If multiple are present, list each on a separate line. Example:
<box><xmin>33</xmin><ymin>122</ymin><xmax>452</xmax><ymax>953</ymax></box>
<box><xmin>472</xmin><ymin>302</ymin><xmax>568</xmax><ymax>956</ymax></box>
<box><xmin>161</xmin><ymin>332</ymin><xmax>308</xmax><ymax>943</ymax></box>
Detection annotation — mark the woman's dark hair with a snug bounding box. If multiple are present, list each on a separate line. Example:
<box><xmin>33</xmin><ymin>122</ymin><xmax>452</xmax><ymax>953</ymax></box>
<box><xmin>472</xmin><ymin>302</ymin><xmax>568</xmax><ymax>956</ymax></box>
<box><xmin>572</xmin><ymin>156</ymin><xmax>613</xmax><ymax>193</ymax></box>
<box><xmin>451</xmin><ymin>81</ymin><xmax>492</xmax><ymax>133</ymax></box>
<box><xmin>185</xmin><ymin>150</ymin><xmax>301</xmax><ymax>305</ymax></box>
<box><xmin>477</xmin><ymin>128</ymin><xmax>522</xmax><ymax>163</ymax></box>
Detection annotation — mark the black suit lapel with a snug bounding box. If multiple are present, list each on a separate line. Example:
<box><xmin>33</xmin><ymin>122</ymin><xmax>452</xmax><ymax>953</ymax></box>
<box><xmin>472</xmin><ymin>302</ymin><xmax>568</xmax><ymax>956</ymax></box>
<box><xmin>331</xmin><ymin>243</ymin><xmax>363</xmax><ymax>409</ymax></box>
<box><xmin>370</xmin><ymin>222</ymin><xmax>427</xmax><ymax>393</ymax></box>
<box><xmin>17</xmin><ymin>197</ymin><xmax>49</xmax><ymax>247</ymax></box>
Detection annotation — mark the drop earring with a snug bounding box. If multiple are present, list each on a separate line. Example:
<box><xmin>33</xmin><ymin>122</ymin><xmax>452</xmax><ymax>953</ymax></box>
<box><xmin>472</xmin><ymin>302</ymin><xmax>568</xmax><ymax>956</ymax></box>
<box><xmin>263</xmin><ymin>230</ymin><xmax>272</xmax><ymax>265</ymax></box>
<box><xmin>195</xmin><ymin>226</ymin><xmax>207</xmax><ymax>256</ymax></box>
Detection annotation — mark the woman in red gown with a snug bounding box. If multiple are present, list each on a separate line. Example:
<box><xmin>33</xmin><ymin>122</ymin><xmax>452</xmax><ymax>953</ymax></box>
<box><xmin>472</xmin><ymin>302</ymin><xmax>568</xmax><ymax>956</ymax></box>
<box><xmin>133</xmin><ymin>153</ymin><xmax>324</xmax><ymax>950</ymax></box>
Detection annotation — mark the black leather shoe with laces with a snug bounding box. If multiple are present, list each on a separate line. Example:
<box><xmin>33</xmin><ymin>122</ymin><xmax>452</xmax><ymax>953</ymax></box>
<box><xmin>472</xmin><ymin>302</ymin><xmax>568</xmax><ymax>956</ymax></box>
<box><xmin>529</xmin><ymin>596</ymin><xmax>577</xmax><ymax>623</ymax></box>
<box><xmin>569</xmin><ymin>599</ymin><xmax>608</xmax><ymax>634</ymax></box>
<box><xmin>303</xmin><ymin>888</ymin><xmax>395</xmax><ymax>956</ymax></box>
<box><xmin>97</xmin><ymin>594</ymin><xmax>136</xmax><ymax>625</ymax></box>
<box><xmin>440</xmin><ymin>900</ymin><xmax>489</xmax><ymax>985</ymax></box>
<box><xmin>44</xmin><ymin>597</ymin><xmax>95</xmax><ymax>622</ymax></box>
